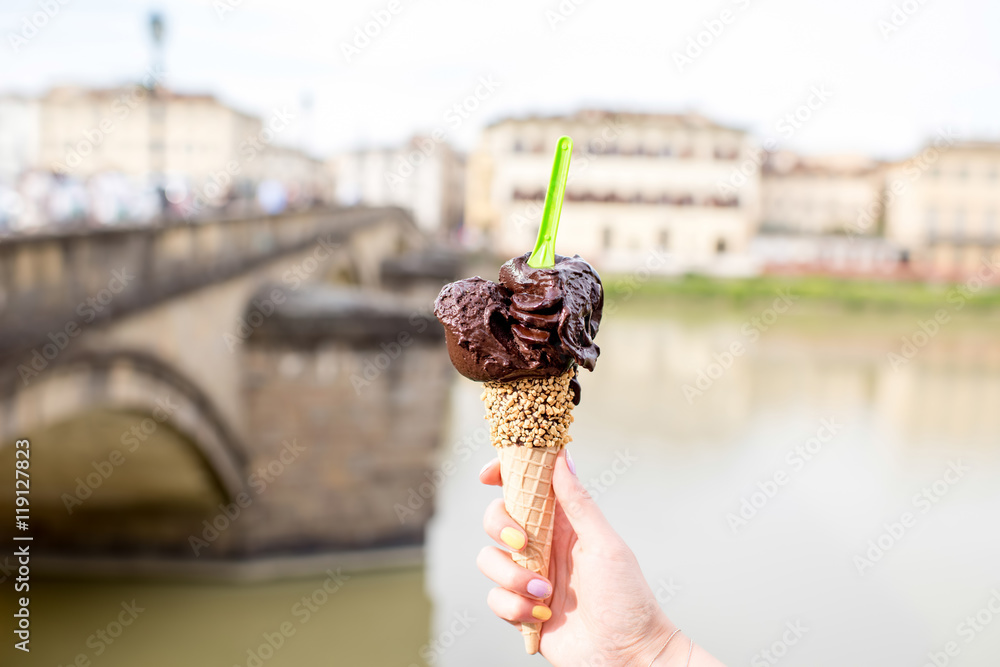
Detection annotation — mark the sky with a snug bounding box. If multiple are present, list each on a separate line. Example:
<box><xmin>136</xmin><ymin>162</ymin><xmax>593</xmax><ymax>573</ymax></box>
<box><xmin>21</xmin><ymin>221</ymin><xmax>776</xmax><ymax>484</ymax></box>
<box><xmin>1</xmin><ymin>0</ymin><xmax>998</xmax><ymax>160</ymax></box>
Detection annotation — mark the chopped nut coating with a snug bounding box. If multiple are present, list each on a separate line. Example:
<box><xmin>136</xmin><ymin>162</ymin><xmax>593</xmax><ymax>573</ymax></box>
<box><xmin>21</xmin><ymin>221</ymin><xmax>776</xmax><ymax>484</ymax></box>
<box><xmin>482</xmin><ymin>369</ymin><xmax>576</xmax><ymax>449</ymax></box>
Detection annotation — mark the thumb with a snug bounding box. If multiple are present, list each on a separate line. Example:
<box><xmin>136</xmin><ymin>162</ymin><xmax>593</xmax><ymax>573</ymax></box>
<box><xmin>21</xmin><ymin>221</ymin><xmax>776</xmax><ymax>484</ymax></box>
<box><xmin>553</xmin><ymin>449</ymin><xmax>613</xmax><ymax>541</ymax></box>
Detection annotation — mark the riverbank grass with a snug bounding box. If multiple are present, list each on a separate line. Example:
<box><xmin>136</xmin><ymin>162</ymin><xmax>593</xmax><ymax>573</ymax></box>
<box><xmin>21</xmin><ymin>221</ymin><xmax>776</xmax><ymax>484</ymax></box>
<box><xmin>601</xmin><ymin>274</ymin><xmax>1000</xmax><ymax>311</ymax></box>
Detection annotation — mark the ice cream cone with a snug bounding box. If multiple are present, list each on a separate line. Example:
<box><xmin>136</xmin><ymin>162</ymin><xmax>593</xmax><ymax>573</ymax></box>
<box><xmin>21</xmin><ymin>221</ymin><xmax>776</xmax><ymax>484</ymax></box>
<box><xmin>482</xmin><ymin>369</ymin><xmax>576</xmax><ymax>655</ymax></box>
<box><xmin>498</xmin><ymin>444</ymin><xmax>559</xmax><ymax>653</ymax></box>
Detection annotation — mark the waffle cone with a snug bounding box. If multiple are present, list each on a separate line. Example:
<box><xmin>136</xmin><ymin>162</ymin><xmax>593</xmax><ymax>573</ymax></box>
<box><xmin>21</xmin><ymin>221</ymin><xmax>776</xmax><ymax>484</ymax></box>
<box><xmin>482</xmin><ymin>370</ymin><xmax>576</xmax><ymax>655</ymax></box>
<box><xmin>498</xmin><ymin>444</ymin><xmax>559</xmax><ymax>653</ymax></box>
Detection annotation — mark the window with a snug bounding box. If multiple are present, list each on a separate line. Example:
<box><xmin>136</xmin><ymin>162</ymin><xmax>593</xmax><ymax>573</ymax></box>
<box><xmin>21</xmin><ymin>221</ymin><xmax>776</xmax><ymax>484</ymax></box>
<box><xmin>716</xmin><ymin>238</ymin><xmax>727</xmax><ymax>254</ymax></box>
<box><xmin>954</xmin><ymin>207</ymin><xmax>966</xmax><ymax>237</ymax></box>
<box><xmin>926</xmin><ymin>207</ymin><xmax>938</xmax><ymax>237</ymax></box>
<box><xmin>985</xmin><ymin>210</ymin><xmax>997</xmax><ymax>238</ymax></box>
<box><xmin>602</xmin><ymin>227</ymin><xmax>613</xmax><ymax>249</ymax></box>
<box><xmin>658</xmin><ymin>229</ymin><xmax>669</xmax><ymax>250</ymax></box>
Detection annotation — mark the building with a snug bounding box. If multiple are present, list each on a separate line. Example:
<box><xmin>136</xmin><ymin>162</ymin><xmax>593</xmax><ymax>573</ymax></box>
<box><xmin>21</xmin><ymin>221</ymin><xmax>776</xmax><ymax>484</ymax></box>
<box><xmin>38</xmin><ymin>86</ymin><xmax>264</xmax><ymax>181</ymax></box>
<box><xmin>330</xmin><ymin>137</ymin><xmax>465</xmax><ymax>237</ymax></box>
<box><xmin>247</xmin><ymin>144</ymin><xmax>332</xmax><ymax>207</ymax></box>
<box><xmin>465</xmin><ymin>110</ymin><xmax>761</xmax><ymax>275</ymax></box>
<box><xmin>0</xmin><ymin>84</ymin><xmax>328</xmax><ymax>227</ymax></box>
<box><xmin>760</xmin><ymin>151</ymin><xmax>885</xmax><ymax>236</ymax></box>
<box><xmin>751</xmin><ymin>151</ymin><xmax>903</xmax><ymax>276</ymax></box>
<box><xmin>749</xmin><ymin>234</ymin><xmax>904</xmax><ymax>277</ymax></box>
<box><xmin>0</xmin><ymin>95</ymin><xmax>40</xmax><ymax>183</ymax></box>
<box><xmin>884</xmin><ymin>141</ymin><xmax>1000</xmax><ymax>278</ymax></box>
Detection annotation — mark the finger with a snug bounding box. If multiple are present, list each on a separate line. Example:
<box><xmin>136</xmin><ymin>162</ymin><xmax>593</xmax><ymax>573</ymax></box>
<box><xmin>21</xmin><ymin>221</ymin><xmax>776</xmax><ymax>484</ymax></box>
<box><xmin>483</xmin><ymin>498</ymin><xmax>527</xmax><ymax>552</ymax></box>
<box><xmin>487</xmin><ymin>586</ymin><xmax>553</xmax><ymax>624</ymax></box>
<box><xmin>476</xmin><ymin>546</ymin><xmax>553</xmax><ymax>600</ymax></box>
<box><xmin>478</xmin><ymin>458</ymin><xmax>501</xmax><ymax>486</ymax></box>
<box><xmin>552</xmin><ymin>449</ymin><xmax>614</xmax><ymax>541</ymax></box>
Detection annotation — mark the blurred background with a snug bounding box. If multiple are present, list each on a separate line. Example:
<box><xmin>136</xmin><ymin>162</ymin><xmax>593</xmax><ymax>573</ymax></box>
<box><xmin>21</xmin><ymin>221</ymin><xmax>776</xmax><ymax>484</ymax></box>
<box><xmin>1</xmin><ymin>0</ymin><xmax>999</xmax><ymax>665</ymax></box>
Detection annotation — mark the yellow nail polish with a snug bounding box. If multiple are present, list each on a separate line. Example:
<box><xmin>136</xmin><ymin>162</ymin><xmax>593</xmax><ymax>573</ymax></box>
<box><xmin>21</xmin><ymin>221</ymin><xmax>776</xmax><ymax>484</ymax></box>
<box><xmin>531</xmin><ymin>605</ymin><xmax>552</xmax><ymax>621</ymax></box>
<box><xmin>500</xmin><ymin>527</ymin><xmax>526</xmax><ymax>550</ymax></box>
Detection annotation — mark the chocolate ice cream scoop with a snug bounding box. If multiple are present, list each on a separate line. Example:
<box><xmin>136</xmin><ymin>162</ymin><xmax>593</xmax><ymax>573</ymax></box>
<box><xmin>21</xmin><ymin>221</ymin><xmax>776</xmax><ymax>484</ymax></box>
<box><xmin>433</xmin><ymin>252</ymin><xmax>603</xmax><ymax>389</ymax></box>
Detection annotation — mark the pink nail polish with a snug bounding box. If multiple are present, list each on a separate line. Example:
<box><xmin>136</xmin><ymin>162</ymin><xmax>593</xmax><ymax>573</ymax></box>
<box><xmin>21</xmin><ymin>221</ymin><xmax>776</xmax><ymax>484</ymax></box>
<box><xmin>479</xmin><ymin>460</ymin><xmax>493</xmax><ymax>476</ymax></box>
<box><xmin>566</xmin><ymin>451</ymin><xmax>577</xmax><ymax>476</ymax></box>
<box><xmin>527</xmin><ymin>579</ymin><xmax>551</xmax><ymax>599</ymax></box>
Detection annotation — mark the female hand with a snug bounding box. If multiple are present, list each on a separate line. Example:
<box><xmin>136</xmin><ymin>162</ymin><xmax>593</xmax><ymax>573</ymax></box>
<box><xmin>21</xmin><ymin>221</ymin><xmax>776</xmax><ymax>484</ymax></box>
<box><xmin>477</xmin><ymin>450</ymin><xmax>724</xmax><ymax>666</ymax></box>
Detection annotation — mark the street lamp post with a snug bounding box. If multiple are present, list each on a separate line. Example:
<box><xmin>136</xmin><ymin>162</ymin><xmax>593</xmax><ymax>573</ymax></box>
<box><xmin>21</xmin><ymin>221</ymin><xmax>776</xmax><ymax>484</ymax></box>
<box><xmin>148</xmin><ymin>12</ymin><xmax>166</xmax><ymax>218</ymax></box>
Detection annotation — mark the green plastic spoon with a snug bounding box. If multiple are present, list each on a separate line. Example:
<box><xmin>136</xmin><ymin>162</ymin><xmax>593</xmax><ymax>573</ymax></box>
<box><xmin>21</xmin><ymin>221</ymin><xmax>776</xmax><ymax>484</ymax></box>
<box><xmin>527</xmin><ymin>135</ymin><xmax>573</xmax><ymax>269</ymax></box>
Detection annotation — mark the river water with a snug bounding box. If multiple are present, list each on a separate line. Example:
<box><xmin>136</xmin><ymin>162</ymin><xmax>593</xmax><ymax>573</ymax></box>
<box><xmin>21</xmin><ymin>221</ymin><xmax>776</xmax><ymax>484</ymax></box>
<box><xmin>7</xmin><ymin>299</ymin><xmax>1000</xmax><ymax>666</ymax></box>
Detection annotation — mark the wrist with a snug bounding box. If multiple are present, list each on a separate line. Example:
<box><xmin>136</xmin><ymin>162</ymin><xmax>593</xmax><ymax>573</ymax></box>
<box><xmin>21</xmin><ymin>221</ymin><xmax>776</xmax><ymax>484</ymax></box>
<box><xmin>649</xmin><ymin>631</ymin><xmax>690</xmax><ymax>667</ymax></box>
<box><xmin>636</xmin><ymin>613</ymin><xmax>688</xmax><ymax>667</ymax></box>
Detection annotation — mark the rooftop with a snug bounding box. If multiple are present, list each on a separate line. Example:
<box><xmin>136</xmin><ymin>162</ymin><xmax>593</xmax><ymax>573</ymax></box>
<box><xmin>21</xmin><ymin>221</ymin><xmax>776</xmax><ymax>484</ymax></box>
<box><xmin>487</xmin><ymin>109</ymin><xmax>745</xmax><ymax>133</ymax></box>
<box><xmin>763</xmin><ymin>151</ymin><xmax>884</xmax><ymax>177</ymax></box>
<box><xmin>13</xmin><ymin>86</ymin><xmax>262</xmax><ymax>122</ymax></box>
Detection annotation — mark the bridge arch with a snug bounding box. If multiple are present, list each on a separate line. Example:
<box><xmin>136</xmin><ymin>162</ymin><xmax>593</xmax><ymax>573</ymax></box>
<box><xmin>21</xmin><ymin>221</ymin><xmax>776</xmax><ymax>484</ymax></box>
<box><xmin>0</xmin><ymin>348</ymin><xmax>247</xmax><ymax>501</ymax></box>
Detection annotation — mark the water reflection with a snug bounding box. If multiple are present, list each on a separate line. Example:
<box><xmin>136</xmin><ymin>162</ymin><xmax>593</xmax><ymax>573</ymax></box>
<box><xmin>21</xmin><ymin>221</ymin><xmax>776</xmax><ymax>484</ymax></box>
<box><xmin>3</xmin><ymin>302</ymin><xmax>999</xmax><ymax>665</ymax></box>
<box><xmin>1</xmin><ymin>569</ymin><xmax>430</xmax><ymax>666</ymax></box>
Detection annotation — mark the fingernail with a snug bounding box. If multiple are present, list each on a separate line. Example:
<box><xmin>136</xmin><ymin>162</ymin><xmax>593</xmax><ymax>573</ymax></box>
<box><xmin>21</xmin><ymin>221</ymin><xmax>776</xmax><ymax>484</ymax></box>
<box><xmin>566</xmin><ymin>450</ymin><xmax>577</xmax><ymax>476</ymax></box>
<box><xmin>531</xmin><ymin>605</ymin><xmax>552</xmax><ymax>621</ymax></box>
<box><xmin>479</xmin><ymin>460</ymin><xmax>493</xmax><ymax>476</ymax></box>
<box><xmin>527</xmin><ymin>579</ymin><xmax>551</xmax><ymax>599</ymax></box>
<box><xmin>500</xmin><ymin>526</ymin><xmax>526</xmax><ymax>550</ymax></box>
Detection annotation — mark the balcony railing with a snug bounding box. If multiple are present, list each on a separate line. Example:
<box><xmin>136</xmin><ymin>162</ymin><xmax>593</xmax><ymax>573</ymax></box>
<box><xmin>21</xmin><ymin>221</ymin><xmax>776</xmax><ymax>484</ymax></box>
<box><xmin>510</xmin><ymin>143</ymin><xmax>735</xmax><ymax>160</ymax></box>
<box><xmin>511</xmin><ymin>189</ymin><xmax>739</xmax><ymax>207</ymax></box>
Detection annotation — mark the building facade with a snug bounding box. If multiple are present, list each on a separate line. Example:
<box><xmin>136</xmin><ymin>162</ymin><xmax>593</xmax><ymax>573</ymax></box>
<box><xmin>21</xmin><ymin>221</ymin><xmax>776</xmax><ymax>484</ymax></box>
<box><xmin>760</xmin><ymin>152</ymin><xmax>885</xmax><ymax>236</ymax></box>
<box><xmin>247</xmin><ymin>144</ymin><xmax>331</xmax><ymax>206</ymax></box>
<box><xmin>465</xmin><ymin>110</ymin><xmax>761</xmax><ymax>275</ymax></box>
<box><xmin>330</xmin><ymin>137</ymin><xmax>465</xmax><ymax>237</ymax></box>
<box><xmin>0</xmin><ymin>96</ymin><xmax>40</xmax><ymax>183</ymax></box>
<box><xmin>37</xmin><ymin>86</ymin><xmax>264</xmax><ymax>181</ymax></box>
<box><xmin>0</xmin><ymin>85</ymin><xmax>328</xmax><ymax>227</ymax></box>
<box><xmin>884</xmin><ymin>141</ymin><xmax>1000</xmax><ymax>278</ymax></box>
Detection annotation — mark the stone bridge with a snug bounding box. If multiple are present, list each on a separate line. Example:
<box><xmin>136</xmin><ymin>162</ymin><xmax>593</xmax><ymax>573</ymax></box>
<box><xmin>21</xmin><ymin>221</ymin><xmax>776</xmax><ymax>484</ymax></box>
<box><xmin>0</xmin><ymin>207</ymin><xmax>459</xmax><ymax>570</ymax></box>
